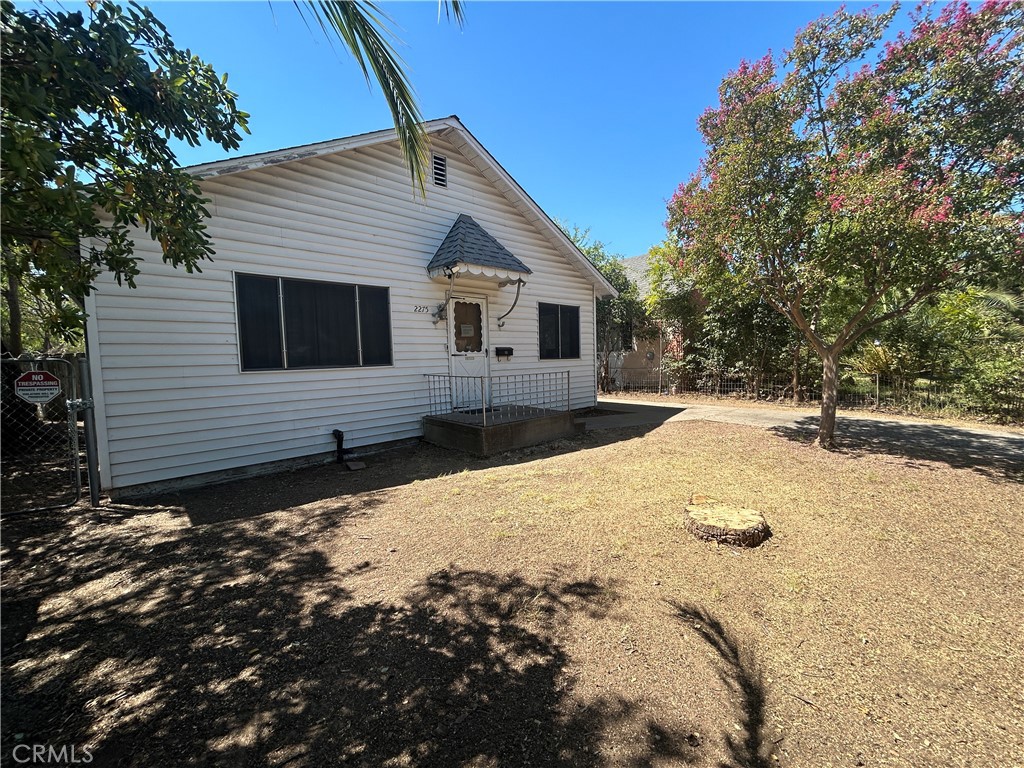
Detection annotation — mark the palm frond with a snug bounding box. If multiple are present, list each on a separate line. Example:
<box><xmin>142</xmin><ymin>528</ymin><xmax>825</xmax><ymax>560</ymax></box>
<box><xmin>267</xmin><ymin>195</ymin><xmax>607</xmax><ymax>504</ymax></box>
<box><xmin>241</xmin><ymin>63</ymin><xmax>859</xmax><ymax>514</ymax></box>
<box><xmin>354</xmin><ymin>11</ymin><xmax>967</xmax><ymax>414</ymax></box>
<box><xmin>974</xmin><ymin>288</ymin><xmax>1024</xmax><ymax>315</ymax></box>
<box><xmin>440</xmin><ymin>0</ymin><xmax>465</xmax><ymax>27</ymax></box>
<box><xmin>294</xmin><ymin>0</ymin><xmax>465</xmax><ymax>193</ymax></box>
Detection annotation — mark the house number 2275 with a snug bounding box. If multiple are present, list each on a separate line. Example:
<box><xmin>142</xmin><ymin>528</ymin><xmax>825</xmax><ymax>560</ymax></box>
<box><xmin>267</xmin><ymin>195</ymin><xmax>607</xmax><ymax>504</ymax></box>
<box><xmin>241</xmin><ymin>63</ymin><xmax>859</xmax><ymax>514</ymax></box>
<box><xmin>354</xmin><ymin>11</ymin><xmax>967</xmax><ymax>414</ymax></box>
<box><xmin>413</xmin><ymin>305</ymin><xmax>431</xmax><ymax>313</ymax></box>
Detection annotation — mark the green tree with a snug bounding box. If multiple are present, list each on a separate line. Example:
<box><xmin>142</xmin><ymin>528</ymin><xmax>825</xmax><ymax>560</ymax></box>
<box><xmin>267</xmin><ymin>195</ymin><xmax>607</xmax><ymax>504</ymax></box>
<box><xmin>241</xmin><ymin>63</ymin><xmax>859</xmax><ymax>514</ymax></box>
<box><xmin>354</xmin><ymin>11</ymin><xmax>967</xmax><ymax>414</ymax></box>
<box><xmin>559</xmin><ymin>223</ymin><xmax>651</xmax><ymax>385</ymax></box>
<box><xmin>849</xmin><ymin>285</ymin><xmax>1024</xmax><ymax>410</ymax></box>
<box><xmin>666</xmin><ymin>2</ymin><xmax>1024</xmax><ymax>446</ymax></box>
<box><xmin>0</xmin><ymin>1</ymin><xmax>464</xmax><ymax>352</ymax></box>
<box><xmin>851</xmin><ymin>288</ymin><xmax>1022</xmax><ymax>376</ymax></box>
<box><xmin>649</xmin><ymin>241</ymin><xmax>811</xmax><ymax>401</ymax></box>
<box><xmin>1</xmin><ymin>0</ymin><xmax>250</xmax><ymax>351</ymax></box>
<box><xmin>1</xmin><ymin>246</ymin><xmax>81</xmax><ymax>356</ymax></box>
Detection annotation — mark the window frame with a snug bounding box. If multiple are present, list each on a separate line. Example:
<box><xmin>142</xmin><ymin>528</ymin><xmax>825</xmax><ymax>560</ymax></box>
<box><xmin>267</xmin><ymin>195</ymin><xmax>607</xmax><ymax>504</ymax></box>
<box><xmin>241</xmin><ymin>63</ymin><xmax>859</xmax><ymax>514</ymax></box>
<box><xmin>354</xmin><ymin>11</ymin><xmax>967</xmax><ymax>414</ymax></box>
<box><xmin>234</xmin><ymin>272</ymin><xmax>393</xmax><ymax>372</ymax></box>
<box><xmin>538</xmin><ymin>301</ymin><xmax>581</xmax><ymax>361</ymax></box>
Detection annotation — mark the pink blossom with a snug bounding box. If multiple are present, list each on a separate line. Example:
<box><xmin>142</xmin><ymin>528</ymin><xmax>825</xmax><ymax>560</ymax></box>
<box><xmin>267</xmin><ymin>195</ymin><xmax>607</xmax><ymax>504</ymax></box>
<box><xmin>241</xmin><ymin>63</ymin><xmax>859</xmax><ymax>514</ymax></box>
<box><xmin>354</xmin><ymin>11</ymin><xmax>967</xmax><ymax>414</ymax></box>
<box><xmin>980</xmin><ymin>0</ymin><xmax>1012</xmax><ymax>13</ymax></box>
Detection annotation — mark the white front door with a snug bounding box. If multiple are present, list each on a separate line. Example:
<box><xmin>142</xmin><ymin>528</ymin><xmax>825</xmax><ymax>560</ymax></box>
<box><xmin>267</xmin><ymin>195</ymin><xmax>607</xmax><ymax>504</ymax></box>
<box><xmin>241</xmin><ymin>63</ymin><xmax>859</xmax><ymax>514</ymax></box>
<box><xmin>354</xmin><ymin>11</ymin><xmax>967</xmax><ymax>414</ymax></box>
<box><xmin>448</xmin><ymin>296</ymin><xmax>489</xmax><ymax>409</ymax></box>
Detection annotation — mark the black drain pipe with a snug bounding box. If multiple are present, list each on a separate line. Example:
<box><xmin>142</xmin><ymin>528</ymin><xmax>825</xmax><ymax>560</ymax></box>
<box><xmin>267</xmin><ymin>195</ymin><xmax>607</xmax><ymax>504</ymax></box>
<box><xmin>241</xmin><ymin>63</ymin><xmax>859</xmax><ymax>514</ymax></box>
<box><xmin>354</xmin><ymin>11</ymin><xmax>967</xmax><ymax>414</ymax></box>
<box><xmin>332</xmin><ymin>429</ymin><xmax>348</xmax><ymax>464</ymax></box>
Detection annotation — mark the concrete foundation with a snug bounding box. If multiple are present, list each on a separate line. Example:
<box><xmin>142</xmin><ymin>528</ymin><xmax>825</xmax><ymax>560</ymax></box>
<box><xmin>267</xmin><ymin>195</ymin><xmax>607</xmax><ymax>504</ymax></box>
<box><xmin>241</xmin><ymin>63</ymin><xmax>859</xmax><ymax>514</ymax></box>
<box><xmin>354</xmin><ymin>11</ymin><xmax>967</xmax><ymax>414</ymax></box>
<box><xmin>422</xmin><ymin>410</ymin><xmax>580</xmax><ymax>456</ymax></box>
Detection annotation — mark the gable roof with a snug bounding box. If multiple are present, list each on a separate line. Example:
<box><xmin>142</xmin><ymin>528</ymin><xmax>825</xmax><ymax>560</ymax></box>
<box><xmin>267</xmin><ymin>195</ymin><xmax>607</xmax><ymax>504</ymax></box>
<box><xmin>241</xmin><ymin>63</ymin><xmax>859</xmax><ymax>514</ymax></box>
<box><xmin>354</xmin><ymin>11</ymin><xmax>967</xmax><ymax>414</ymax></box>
<box><xmin>427</xmin><ymin>214</ymin><xmax>532</xmax><ymax>278</ymax></box>
<box><xmin>184</xmin><ymin>116</ymin><xmax>617</xmax><ymax>298</ymax></box>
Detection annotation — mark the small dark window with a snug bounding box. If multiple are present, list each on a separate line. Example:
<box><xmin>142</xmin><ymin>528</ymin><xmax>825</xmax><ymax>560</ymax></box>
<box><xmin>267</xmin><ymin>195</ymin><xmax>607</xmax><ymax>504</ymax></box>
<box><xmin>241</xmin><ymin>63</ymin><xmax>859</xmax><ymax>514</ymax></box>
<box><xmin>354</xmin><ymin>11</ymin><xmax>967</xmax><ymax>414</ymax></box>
<box><xmin>539</xmin><ymin>302</ymin><xmax>581</xmax><ymax>360</ymax></box>
<box><xmin>358</xmin><ymin>285</ymin><xmax>393</xmax><ymax>366</ymax></box>
<box><xmin>432</xmin><ymin>154</ymin><xmax>448</xmax><ymax>188</ymax></box>
<box><xmin>236</xmin><ymin>274</ymin><xmax>283</xmax><ymax>370</ymax></box>
<box><xmin>236</xmin><ymin>274</ymin><xmax>392</xmax><ymax>370</ymax></box>
<box><xmin>452</xmin><ymin>300</ymin><xmax>483</xmax><ymax>353</ymax></box>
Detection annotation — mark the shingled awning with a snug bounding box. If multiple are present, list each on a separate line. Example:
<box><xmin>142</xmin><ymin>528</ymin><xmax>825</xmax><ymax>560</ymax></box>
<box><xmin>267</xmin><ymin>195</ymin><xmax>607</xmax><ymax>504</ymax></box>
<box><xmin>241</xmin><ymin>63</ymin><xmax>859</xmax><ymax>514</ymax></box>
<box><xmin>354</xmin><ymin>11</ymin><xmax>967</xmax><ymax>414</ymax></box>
<box><xmin>427</xmin><ymin>214</ymin><xmax>532</xmax><ymax>283</ymax></box>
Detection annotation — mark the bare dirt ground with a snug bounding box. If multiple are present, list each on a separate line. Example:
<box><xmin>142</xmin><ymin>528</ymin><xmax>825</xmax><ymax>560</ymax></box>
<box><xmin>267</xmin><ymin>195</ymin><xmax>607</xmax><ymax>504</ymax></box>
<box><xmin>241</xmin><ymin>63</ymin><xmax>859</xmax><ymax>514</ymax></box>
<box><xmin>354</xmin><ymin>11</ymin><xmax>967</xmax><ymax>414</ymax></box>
<box><xmin>0</xmin><ymin>422</ymin><xmax>83</xmax><ymax>513</ymax></box>
<box><xmin>2</xmin><ymin>421</ymin><xmax>1022</xmax><ymax>768</ymax></box>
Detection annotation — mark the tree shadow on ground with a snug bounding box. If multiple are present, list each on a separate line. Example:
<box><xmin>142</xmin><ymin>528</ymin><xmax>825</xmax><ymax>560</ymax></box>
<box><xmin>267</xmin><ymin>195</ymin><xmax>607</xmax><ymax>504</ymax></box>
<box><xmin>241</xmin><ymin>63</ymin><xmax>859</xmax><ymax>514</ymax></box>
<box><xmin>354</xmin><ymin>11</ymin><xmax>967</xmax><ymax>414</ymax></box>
<box><xmin>2</xmin><ymin>502</ymin><xmax>701</xmax><ymax>767</ymax></box>
<box><xmin>669</xmin><ymin>602</ymin><xmax>777</xmax><ymax>768</ymax></box>
<box><xmin>770</xmin><ymin>415</ymin><xmax>1024</xmax><ymax>482</ymax></box>
<box><xmin>120</xmin><ymin>427</ymin><xmax>664</xmax><ymax>527</ymax></box>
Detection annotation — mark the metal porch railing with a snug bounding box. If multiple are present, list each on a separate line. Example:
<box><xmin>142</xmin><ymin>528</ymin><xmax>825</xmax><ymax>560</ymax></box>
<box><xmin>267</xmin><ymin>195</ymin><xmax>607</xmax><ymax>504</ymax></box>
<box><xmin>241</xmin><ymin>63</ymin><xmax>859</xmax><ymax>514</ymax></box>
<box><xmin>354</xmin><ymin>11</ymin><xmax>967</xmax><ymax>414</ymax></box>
<box><xmin>425</xmin><ymin>371</ymin><xmax>571</xmax><ymax>426</ymax></box>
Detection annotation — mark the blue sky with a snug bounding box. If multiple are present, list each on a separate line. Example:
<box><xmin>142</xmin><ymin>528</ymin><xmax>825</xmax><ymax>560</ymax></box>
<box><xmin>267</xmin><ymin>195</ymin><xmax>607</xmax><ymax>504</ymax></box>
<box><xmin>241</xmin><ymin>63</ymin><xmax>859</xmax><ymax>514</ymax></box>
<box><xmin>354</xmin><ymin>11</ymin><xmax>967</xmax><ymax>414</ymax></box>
<box><xmin>145</xmin><ymin>1</ymin><xmax>867</xmax><ymax>257</ymax></box>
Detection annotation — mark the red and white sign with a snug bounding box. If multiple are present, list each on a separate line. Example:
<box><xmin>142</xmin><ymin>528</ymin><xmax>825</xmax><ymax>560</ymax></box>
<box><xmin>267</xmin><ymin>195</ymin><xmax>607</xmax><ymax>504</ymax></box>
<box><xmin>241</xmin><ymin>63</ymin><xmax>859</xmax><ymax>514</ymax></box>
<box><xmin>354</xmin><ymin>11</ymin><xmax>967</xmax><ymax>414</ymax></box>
<box><xmin>13</xmin><ymin>370</ymin><xmax>62</xmax><ymax>404</ymax></box>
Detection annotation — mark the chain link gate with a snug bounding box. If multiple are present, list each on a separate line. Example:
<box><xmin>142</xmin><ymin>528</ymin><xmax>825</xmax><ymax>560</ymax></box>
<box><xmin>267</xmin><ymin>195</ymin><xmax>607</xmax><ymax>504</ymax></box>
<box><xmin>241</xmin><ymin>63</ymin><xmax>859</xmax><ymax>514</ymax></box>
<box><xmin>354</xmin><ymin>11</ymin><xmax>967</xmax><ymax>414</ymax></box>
<box><xmin>1</xmin><ymin>357</ymin><xmax>85</xmax><ymax>513</ymax></box>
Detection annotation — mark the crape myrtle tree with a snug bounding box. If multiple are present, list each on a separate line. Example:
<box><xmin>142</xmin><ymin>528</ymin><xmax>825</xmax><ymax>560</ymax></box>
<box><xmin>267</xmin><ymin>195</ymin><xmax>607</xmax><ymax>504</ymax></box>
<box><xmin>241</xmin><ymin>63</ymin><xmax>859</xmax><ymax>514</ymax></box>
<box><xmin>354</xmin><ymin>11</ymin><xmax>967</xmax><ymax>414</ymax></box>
<box><xmin>665</xmin><ymin>2</ymin><xmax>1024</xmax><ymax>447</ymax></box>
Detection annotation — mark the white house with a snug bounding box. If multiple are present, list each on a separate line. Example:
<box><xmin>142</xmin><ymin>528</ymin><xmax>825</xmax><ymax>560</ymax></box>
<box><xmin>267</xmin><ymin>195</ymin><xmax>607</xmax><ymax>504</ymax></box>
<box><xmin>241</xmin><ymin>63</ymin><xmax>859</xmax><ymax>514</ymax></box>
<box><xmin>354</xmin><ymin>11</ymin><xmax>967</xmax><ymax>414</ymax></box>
<box><xmin>84</xmin><ymin>116</ymin><xmax>617</xmax><ymax>497</ymax></box>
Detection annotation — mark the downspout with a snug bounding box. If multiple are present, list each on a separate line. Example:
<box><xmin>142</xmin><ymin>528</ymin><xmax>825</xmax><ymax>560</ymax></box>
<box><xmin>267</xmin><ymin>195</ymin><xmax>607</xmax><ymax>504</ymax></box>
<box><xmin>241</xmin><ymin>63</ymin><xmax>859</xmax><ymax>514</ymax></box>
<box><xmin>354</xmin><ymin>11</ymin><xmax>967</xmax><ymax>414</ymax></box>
<box><xmin>332</xmin><ymin>430</ymin><xmax>348</xmax><ymax>463</ymax></box>
<box><xmin>77</xmin><ymin>352</ymin><xmax>101</xmax><ymax>506</ymax></box>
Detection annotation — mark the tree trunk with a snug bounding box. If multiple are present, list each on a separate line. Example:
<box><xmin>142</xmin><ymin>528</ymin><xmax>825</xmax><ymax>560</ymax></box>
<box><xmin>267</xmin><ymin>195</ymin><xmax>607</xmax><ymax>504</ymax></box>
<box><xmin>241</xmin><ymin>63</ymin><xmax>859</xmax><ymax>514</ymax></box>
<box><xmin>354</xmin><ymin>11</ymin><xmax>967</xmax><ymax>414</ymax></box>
<box><xmin>3</xmin><ymin>270</ymin><xmax>23</xmax><ymax>356</ymax></box>
<box><xmin>817</xmin><ymin>350</ymin><xmax>840</xmax><ymax>448</ymax></box>
<box><xmin>684</xmin><ymin>500</ymin><xmax>771</xmax><ymax>547</ymax></box>
<box><xmin>791</xmin><ymin>338</ymin><xmax>801</xmax><ymax>403</ymax></box>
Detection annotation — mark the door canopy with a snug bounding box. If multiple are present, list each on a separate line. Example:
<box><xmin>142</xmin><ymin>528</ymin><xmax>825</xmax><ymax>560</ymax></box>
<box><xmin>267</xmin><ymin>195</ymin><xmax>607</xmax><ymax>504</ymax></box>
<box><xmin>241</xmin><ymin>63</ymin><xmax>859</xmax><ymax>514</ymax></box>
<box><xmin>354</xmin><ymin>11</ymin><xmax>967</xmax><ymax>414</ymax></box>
<box><xmin>427</xmin><ymin>214</ymin><xmax>532</xmax><ymax>285</ymax></box>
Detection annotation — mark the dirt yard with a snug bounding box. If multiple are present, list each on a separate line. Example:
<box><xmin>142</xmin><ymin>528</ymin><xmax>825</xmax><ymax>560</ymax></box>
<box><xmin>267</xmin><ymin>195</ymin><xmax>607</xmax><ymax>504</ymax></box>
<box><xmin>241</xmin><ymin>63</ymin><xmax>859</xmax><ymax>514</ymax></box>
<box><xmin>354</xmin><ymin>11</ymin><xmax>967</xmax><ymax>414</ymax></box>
<box><xmin>2</xmin><ymin>421</ymin><xmax>1022</xmax><ymax>767</ymax></box>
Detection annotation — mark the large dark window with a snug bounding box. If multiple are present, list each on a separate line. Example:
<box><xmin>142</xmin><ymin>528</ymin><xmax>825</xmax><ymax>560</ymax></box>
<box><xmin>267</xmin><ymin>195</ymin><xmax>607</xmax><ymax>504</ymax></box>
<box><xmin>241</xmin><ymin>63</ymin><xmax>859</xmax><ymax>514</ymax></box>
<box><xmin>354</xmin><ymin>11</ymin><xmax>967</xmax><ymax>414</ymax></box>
<box><xmin>538</xmin><ymin>302</ymin><xmax>580</xmax><ymax>360</ymax></box>
<box><xmin>236</xmin><ymin>274</ymin><xmax>392</xmax><ymax>371</ymax></box>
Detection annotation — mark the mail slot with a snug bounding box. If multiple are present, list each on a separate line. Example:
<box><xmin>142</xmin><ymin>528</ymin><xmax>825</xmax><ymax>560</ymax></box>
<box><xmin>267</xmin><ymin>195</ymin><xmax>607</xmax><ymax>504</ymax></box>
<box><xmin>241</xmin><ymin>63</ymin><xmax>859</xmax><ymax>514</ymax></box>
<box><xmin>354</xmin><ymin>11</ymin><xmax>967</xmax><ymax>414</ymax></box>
<box><xmin>495</xmin><ymin>346</ymin><xmax>513</xmax><ymax>359</ymax></box>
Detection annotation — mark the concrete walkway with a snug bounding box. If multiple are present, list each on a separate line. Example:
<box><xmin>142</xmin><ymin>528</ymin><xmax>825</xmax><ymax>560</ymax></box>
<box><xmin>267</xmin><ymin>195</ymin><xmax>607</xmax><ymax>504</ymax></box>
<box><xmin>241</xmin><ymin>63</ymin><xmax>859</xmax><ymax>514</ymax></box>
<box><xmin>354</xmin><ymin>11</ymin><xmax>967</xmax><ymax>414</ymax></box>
<box><xmin>583</xmin><ymin>398</ymin><xmax>814</xmax><ymax>431</ymax></box>
<box><xmin>580</xmin><ymin>397</ymin><xmax>1024</xmax><ymax>480</ymax></box>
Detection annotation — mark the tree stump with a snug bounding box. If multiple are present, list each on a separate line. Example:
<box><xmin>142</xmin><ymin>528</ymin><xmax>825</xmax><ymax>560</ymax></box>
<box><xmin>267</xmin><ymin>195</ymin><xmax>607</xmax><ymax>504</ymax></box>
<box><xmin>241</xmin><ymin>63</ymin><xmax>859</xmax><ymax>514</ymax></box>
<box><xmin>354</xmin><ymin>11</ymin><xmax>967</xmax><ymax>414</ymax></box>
<box><xmin>684</xmin><ymin>499</ymin><xmax>770</xmax><ymax>547</ymax></box>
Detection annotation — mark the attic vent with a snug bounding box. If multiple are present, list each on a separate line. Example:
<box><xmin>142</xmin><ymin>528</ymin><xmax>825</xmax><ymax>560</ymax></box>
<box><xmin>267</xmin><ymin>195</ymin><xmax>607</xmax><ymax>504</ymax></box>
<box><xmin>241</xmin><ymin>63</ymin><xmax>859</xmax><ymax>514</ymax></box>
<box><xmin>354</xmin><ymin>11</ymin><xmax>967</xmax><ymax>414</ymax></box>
<box><xmin>432</xmin><ymin>154</ymin><xmax>448</xmax><ymax>188</ymax></box>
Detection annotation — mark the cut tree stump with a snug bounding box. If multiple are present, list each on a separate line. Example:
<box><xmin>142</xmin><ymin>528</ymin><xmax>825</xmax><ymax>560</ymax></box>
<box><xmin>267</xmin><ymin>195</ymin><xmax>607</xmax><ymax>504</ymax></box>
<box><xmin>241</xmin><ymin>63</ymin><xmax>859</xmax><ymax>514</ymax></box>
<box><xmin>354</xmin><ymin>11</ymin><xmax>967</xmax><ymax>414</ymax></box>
<box><xmin>684</xmin><ymin>500</ymin><xmax>770</xmax><ymax>547</ymax></box>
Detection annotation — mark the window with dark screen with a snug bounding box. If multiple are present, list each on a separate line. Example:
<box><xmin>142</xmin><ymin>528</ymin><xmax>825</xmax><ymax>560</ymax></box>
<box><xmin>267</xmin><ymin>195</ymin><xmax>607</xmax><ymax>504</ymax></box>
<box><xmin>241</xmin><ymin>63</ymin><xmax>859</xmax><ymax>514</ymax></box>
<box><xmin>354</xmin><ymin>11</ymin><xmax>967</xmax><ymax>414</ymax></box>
<box><xmin>235</xmin><ymin>274</ymin><xmax>392</xmax><ymax>370</ymax></box>
<box><xmin>538</xmin><ymin>302</ymin><xmax>580</xmax><ymax>360</ymax></box>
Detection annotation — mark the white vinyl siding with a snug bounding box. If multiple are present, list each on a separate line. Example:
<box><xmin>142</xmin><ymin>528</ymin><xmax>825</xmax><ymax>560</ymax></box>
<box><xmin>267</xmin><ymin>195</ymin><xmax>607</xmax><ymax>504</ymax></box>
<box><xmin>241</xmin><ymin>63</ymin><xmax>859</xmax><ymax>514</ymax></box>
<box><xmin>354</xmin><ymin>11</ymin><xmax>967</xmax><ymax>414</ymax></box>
<box><xmin>86</xmin><ymin>134</ymin><xmax>599</xmax><ymax>492</ymax></box>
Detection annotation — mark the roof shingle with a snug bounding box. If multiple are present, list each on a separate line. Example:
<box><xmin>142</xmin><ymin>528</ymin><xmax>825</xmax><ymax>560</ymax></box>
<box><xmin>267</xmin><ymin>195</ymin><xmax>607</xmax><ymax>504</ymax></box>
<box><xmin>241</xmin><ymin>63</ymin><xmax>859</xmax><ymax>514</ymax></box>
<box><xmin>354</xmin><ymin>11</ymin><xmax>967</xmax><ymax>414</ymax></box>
<box><xmin>427</xmin><ymin>214</ymin><xmax>532</xmax><ymax>276</ymax></box>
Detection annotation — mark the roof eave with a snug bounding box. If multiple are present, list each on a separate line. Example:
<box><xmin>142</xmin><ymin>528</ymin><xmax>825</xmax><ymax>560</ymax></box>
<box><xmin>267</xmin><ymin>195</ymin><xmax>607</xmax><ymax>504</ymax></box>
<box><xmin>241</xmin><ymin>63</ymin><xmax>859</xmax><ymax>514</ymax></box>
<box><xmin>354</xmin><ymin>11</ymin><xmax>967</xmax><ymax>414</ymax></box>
<box><xmin>185</xmin><ymin>117</ymin><xmax>461</xmax><ymax>179</ymax></box>
<box><xmin>427</xmin><ymin>262</ymin><xmax>530</xmax><ymax>283</ymax></box>
<box><xmin>185</xmin><ymin>116</ymin><xmax>619</xmax><ymax>298</ymax></box>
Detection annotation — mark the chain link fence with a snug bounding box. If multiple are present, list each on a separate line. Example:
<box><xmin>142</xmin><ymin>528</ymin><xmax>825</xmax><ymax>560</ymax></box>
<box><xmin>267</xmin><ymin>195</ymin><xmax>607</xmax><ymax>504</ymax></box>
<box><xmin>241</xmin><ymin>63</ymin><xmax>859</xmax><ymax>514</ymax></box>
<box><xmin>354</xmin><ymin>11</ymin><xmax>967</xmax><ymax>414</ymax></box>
<box><xmin>1</xmin><ymin>357</ymin><xmax>84</xmax><ymax>513</ymax></box>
